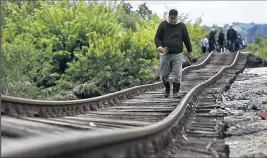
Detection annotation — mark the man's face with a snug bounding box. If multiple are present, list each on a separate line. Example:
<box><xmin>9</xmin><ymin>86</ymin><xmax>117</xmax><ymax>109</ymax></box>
<box><xmin>230</xmin><ymin>26</ymin><xmax>233</xmax><ymax>30</ymax></box>
<box><xmin>169</xmin><ymin>16</ymin><xmax>178</xmax><ymax>25</ymax></box>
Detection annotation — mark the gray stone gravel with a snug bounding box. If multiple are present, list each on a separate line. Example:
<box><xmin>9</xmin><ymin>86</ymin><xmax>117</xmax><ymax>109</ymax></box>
<box><xmin>222</xmin><ymin>67</ymin><xmax>267</xmax><ymax>157</ymax></box>
<box><xmin>225</xmin><ymin>131</ymin><xmax>267</xmax><ymax>158</ymax></box>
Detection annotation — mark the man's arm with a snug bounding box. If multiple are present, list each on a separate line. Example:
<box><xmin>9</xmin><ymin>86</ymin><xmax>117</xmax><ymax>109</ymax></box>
<box><xmin>208</xmin><ymin>32</ymin><xmax>212</xmax><ymax>41</ymax></box>
<box><xmin>182</xmin><ymin>24</ymin><xmax>192</xmax><ymax>53</ymax></box>
<box><xmin>234</xmin><ymin>31</ymin><xmax>238</xmax><ymax>39</ymax></box>
<box><xmin>154</xmin><ymin>22</ymin><xmax>164</xmax><ymax>49</ymax></box>
<box><xmin>182</xmin><ymin>24</ymin><xmax>193</xmax><ymax>61</ymax></box>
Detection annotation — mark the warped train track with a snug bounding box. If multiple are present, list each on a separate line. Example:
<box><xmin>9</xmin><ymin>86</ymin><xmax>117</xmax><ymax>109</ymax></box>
<box><xmin>1</xmin><ymin>51</ymin><xmax>247</xmax><ymax>157</ymax></box>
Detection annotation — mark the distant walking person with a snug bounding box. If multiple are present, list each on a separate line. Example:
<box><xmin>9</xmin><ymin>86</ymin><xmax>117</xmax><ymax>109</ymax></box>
<box><xmin>236</xmin><ymin>34</ymin><xmax>243</xmax><ymax>50</ymax></box>
<box><xmin>154</xmin><ymin>9</ymin><xmax>193</xmax><ymax>98</ymax></box>
<box><xmin>218</xmin><ymin>29</ymin><xmax>225</xmax><ymax>52</ymax></box>
<box><xmin>227</xmin><ymin>26</ymin><xmax>238</xmax><ymax>52</ymax></box>
<box><xmin>201</xmin><ymin>35</ymin><xmax>209</xmax><ymax>54</ymax></box>
<box><xmin>208</xmin><ymin>28</ymin><xmax>217</xmax><ymax>52</ymax></box>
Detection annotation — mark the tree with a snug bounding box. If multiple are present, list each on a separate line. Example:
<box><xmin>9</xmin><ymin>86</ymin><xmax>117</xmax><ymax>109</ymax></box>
<box><xmin>121</xmin><ymin>2</ymin><xmax>132</xmax><ymax>14</ymax></box>
<box><xmin>137</xmin><ymin>3</ymin><xmax>152</xmax><ymax>20</ymax></box>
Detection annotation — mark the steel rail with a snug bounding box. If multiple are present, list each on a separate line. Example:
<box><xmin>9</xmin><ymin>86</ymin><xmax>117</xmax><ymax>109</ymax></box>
<box><xmin>2</xmin><ymin>51</ymin><xmax>240</xmax><ymax>158</ymax></box>
<box><xmin>1</xmin><ymin>52</ymin><xmax>215</xmax><ymax>117</ymax></box>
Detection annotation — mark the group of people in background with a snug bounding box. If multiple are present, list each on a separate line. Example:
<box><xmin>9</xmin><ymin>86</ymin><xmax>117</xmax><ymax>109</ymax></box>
<box><xmin>201</xmin><ymin>26</ymin><xmax>246</xmax><ymax>54</ymax></box>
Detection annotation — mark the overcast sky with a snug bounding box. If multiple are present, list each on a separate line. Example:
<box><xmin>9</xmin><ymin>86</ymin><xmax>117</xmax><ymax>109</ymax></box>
<box><xmin>125</xmin><ymin>1</ymin><xmax>267</xmax><ymax>26</ymax></box>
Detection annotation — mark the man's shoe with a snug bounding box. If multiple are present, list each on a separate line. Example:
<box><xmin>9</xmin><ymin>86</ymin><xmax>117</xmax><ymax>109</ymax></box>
<box><xmin>173</xmin><ymin>82</ymin><xmax>181</xmax><ymax>99</ymax></box>
<box><xmin>164</xmin><ymin>81</ymin><xmax>170</xmax><ymax>98</ymax></box>
<box><xmin>164</xmin><ymin>89</ymin><xmax>170</xmax><ymax>98</ymax></box>
<box><xmin>173</xmin><ymin>92</ymin><xmax>181</xmax><ymax>99</ymax></box>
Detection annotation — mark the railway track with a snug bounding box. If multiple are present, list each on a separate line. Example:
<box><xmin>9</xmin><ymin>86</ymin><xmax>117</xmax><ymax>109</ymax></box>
<box><xmin>1</xmin><ymin>51</ymin><xmax>247</xmax><ymax>158</ymax></box>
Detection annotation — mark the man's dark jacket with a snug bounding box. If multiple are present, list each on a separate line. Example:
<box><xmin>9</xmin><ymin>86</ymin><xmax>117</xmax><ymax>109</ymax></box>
<box><xmin>227</xmin><ymin>29</ymin><xmax>237</xmax><ymax>41</ymax></box>
<box><xmin>218</xmin><ymin>32</ymin><xmax>225</xmax><ymax>44</ymax></box>
<box><xmin>154</xmin><ymin>20</ymin><xmax>192</xmax><ymax>54</ymax></box>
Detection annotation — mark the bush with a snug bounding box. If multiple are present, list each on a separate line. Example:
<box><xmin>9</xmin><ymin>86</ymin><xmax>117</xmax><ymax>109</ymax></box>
<box><xmin>1</xmin><ymin>1</ymin><xmax>208</xmax><ymax>100</ymax></box>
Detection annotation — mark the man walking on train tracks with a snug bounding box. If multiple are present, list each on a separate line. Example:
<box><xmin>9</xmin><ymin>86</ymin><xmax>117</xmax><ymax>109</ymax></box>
<box><xmin>154</xmin><ymin>9</ymin><xmax>193</xmax><ymax>99</ymax></box>
<box><xmin>208</xmin><ymin>28</ymin><xmax>217</xmax><ymax>53</ymax></box>
<box><xmin>227</xmin><ymin>26</ymin><xmax>238</xmax><ymax>52</ymax></box>
<box><xmin>218</xmin><ymin>29</ymin><xmax>225</xmax><ymax>53</ymax></box>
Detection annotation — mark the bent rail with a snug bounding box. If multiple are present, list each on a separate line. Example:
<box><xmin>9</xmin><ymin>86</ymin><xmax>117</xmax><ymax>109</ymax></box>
<box><xmin>2</xmin><ymin>51</ymin><xmax>240</xmax><ymax>158</ymax></box>
<box><xmin>1</xmin><ymin>52</ymin><xmax>215</xmax><ymax>117</ymax></box>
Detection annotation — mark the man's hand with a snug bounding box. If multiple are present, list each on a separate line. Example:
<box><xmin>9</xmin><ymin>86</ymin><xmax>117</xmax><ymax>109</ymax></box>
<box><xmin>187</xmin><ymin>52</ymin><xmax>193</xmax><ymax>61</ymax></box>
<box><xmin>157</xmin><ymin>47</ymin><xmax>164</xmax><ymax>54</ymax></box>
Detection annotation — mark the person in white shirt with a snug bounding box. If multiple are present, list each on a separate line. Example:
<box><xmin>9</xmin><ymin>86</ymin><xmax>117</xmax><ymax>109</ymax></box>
<box><xmin>201</xmin><ymin>36</ymin><xmax>209</xmax><ymax>54</ymax></box>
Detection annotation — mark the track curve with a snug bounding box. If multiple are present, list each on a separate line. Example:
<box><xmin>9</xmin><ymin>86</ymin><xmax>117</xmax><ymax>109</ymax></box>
<box><xmin>1</xmin><ymin>51</ymin><xmax>247</xmax><ymax>158</ymax></box>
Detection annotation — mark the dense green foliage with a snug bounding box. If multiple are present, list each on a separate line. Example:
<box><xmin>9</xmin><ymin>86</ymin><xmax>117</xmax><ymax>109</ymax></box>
<box><xmin>1</xmin><ymin>1</ymin><xmax>208</xmax><ymax>100</ymax></box>
<box><xmin>244</xmin><ymin>36</ymin><xmax>267</xmax><ymax>60</ymax></box>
